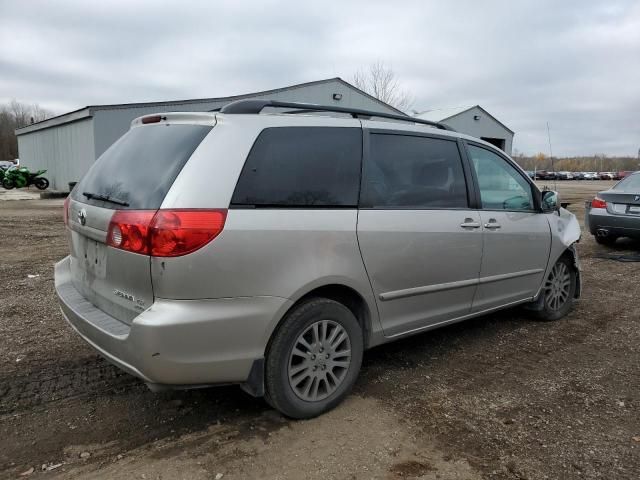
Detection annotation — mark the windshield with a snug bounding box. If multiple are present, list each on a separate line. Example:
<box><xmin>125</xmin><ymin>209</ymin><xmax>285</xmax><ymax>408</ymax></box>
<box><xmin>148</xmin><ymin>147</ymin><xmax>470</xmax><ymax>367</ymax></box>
<box><xmin>613</xmin><ymin>174</ymin><xmax>640</xmax><ymax>192</ymax></box>
<box><xmin>72</xmin><ymin>124</ymin><xmax>212</xmax><ymax>210</ymax></box>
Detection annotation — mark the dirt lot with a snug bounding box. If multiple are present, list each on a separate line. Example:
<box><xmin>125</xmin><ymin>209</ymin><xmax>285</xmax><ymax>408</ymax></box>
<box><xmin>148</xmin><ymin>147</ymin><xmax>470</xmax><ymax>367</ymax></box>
<box><xmin>1</xmin><ymin>181</ymin><xmax>638</xmax><ymax>480</ymax></box>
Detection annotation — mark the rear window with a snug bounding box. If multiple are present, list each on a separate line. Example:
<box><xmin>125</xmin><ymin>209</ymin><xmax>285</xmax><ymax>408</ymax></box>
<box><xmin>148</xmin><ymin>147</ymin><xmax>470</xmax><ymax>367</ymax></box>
<box><xmin>73</xmin><ymin>124</ymin><xmax>212</xmax><ymax>209</ymax></box>
<box><xmin>613</xmin><ymin>174</ymin><xmax>640</xmax><ymax>191</ymax></box>
<box><xmin>231</xmin><ymin>127</ymin><xmax>362</xmax><ymax>207</ymax></box>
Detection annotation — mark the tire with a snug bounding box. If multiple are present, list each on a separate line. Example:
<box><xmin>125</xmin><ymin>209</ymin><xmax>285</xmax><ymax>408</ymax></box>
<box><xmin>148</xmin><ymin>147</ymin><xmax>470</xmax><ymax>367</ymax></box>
<box><xmin>534</xmin><ymin>256</ymin><xmax>577</xmax><ymax>321</ymax></box>
<box><xmin>594</xmin><ymin>234</ymin><xmax>617</xmax><ymax>246</ymax></box>
<box><xmin>264</xmin><ymin>298</ymin><xmax>363</xmax><ymax>419</ymax></box>
<box><xmin>34</xmin><ymin>177</ymin><xmax>49</xmax><ymax>190</ymax></box>
<box><xmin>2</xmin><ymin>178</ymin><xmax>14</xmax><ymax>189</ymax></box>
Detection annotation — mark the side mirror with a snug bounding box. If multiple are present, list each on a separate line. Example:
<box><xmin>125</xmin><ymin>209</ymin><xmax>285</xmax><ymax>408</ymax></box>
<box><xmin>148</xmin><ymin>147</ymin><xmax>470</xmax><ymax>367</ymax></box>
<box><xmin>541</xmin><ymin>190</ymin><xmax>560</xmax><ymax>212</ymax></box>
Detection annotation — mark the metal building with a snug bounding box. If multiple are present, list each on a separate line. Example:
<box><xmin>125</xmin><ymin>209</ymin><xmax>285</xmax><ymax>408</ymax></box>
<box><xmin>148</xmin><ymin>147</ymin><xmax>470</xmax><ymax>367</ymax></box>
<box><xmin>414</xmin><ymin>105</ymin><xmax>514</xmax><ymax>154</ymax></box>
<box><xmin>16</xmin><ymin>78</ymin><xmax>402</xmax><ymax>191</ymax></box>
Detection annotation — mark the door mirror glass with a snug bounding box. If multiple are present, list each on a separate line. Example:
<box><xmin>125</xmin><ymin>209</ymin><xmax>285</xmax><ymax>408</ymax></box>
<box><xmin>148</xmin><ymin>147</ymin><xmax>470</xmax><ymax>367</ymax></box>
<box><xmin>541</xmin><ymin>190</ymin><xmax>560</xmax><ymax>212</ymax></box>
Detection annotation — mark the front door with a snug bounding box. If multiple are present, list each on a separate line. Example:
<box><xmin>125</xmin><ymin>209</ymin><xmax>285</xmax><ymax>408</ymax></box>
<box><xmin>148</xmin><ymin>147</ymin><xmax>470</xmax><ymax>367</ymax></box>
<box><xmin>466</xmin><ymin>143</ymin><xmax>551</xmax><ymax>311</ymax></box>
<box><xmin>357</xmin><ymin>130</ymin><xmax>483</xmax><ymax>337</ymax></box>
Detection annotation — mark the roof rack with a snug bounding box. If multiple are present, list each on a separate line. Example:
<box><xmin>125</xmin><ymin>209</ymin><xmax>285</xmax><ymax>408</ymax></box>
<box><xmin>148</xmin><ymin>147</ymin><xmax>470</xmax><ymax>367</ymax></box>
<box><xmin>217</xmin><ymin>99</ymin><xmax>456</xmax><ymax>131</ymax></box>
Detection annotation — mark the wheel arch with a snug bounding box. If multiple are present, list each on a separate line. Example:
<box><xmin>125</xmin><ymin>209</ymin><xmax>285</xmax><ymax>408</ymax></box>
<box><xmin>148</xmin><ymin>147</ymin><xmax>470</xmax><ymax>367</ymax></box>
<box><xmin>560</xmin><ymin>244</ymin><xmax>581</xmax><ymax>299</ymax></box>
<box><xmin>270</xmin><ymin>282</ymin><xmax>375</xmax><ymax>352</ymax></box>
<box><xmin>241</xmin><ymin>282</ymin><xmax>375</xmax><ymax>399</ymax></box>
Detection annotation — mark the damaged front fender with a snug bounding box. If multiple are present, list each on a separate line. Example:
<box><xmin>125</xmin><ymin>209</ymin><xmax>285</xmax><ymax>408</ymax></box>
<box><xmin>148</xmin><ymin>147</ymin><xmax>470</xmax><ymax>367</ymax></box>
<box><xmin>543</xmin><ymin>207</ymin><xmax>582</xmax><ymax>298</ymax></box>
<box><xmin>548</xmin><ymin>207</ymin><xmax>581</xmax><ymax>297</ymax></box>
<box><xmin>527</xmin><ymin>208</ymin><xmax>582</xmax><ymax>312</ymax></box>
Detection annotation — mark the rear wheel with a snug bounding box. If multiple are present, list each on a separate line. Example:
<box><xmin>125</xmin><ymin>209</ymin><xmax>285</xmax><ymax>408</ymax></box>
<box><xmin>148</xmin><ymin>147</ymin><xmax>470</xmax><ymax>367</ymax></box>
<box><xmin>34</xmin><ymin>177</ymin><xmax>49</xmax><ymax>190</ymax></box>
<box><xmin>2</xmin><ymin>178</ymin><xmax>14</xmax><ymax>189</ymax></box>
<box><xmin>594</xmin><ymin>234</ymin><xmax>617</xmax><ymax>245</ymax></box>
<box><xmin>264</xmin><ymin>298</ymin><xmax>363</xmax><ymax>419</ymax></box>
<box><xmin>534</xmin><ymin>256</ymin><xmax>576</xmax><ymax>321</ymax></box>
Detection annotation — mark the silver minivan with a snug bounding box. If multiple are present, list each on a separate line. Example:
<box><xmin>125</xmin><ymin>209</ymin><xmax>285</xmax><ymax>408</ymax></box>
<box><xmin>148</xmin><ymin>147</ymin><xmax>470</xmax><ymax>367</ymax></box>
<box><xmin>55</xmin><ymin>100</ymin><xmax>581</xmax><ymax>418</ymax></box>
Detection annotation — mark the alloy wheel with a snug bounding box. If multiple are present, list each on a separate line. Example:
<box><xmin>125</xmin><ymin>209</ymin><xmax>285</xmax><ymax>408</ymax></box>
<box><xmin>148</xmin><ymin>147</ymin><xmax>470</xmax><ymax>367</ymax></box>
<box><xmin>544</xmin><ymin>261</ymin><xmax>571</xmax><ymax>311</ymax></box>
<box><xmin>288</xmin><ymin>320</ymin><xmax>351</xmax><ymax>402</ymax></box>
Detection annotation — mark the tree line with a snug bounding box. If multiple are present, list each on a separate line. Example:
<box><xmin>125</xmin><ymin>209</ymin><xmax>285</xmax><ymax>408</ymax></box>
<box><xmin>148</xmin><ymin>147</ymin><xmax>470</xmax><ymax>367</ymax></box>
<box><xmin>0</xmin><ymin>100</ymin><xmax>53</xmax><ymax>161</ymax></box>
<box><xmin>512</xmin><ymin>151</ymin><xmax>640</xmax><ymax>172</ymax></box>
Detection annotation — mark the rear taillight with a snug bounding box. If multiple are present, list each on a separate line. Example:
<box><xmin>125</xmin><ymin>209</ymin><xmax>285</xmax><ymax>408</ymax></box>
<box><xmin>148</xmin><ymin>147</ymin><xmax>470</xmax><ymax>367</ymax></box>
<box><xmin>591</xmin><ymin>197</ymin><xmax>607</xmax><ymax>209</ymax></box>
<box><xmin>107</xmin><ymin>210</ymin><xmax>156</xmax><ymax>255</ymax></box>
<box><xmin>106</xmin><ymin>209</ymin><xmax>227</xmax><ymax>257</ymax></box>
<box><xmin>63</xmin><ymin>196</ymin><xmax>70</xmax><ymax>225</ymax></box>
<box><xmin>149</xmin><ymin>209</ymin><xmax>227</xmax><ymax>257</ymax></box>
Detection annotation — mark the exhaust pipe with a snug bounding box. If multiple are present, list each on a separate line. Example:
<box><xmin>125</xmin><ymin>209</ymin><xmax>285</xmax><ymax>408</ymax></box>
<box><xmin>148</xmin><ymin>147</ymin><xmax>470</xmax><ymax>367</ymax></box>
<box><xmin>596</xmin><ymin>228</ymin><xmax>609</xmax><ymax>237</ymax></box>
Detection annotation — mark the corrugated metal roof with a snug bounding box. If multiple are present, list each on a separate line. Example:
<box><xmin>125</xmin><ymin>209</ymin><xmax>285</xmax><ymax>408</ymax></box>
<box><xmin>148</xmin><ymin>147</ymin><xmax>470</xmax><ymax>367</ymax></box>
<box><xmin>16</xmin><ymin>77</ymin><xmax>404</xmax><ymax>135</ymax></box>
<box><xmin>413</xmin><ymin>105</ymin><xmax>475</xmax><ymax>122</ymax></box>
<box><xmin>414</xmin><ymin>105</ymin><xmax>514</xmax><ymax>134</ymax></box>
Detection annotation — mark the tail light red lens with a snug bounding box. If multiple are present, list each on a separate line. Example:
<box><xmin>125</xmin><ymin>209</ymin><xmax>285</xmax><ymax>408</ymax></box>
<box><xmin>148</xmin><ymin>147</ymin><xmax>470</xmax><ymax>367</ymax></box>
<box><xmin>106</xmin><ymin>209</ymin><xmax>227</xmax><ymax>257</ymax></box>
<box><xmin>63</xmin><ymin>196</ymin><xmax>70</xmax><ymax>225</ymax></box>
<box><xmin>107</xmin><ymin>210</ymin><xmax>156</xmax><ymax>254</ymax></box>
<box><xmin>591</xmin><ymin>197</ymin><xmax>607</xmax><ymax>209</ymax></box>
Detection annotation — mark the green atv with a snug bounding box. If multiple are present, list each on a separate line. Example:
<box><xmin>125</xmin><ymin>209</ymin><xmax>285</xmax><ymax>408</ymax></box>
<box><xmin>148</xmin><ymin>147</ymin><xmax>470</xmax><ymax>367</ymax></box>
<box><xmin>2</xmin><ymin>167</ymin><xmax>50</xmax><ymax>190</ymax></box>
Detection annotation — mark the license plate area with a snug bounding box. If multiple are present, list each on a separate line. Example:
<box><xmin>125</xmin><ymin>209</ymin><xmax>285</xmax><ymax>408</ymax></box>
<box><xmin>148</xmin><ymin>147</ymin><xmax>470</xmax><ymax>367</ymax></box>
<box><xmin>628</xmin><ymin>205</ymin><xmax>640</xmax><ymax>215</ymax></box>
<box><xmin>79</xmin><ymin>237</ymin><xmax>108</xmax><ymax>279</ymax></box>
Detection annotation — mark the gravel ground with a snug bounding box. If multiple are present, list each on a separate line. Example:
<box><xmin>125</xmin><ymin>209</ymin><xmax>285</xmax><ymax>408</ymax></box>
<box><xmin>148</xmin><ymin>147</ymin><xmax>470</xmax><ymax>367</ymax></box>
<box><xmin>0</xmin><ymin>181</ymin><xmax>638</xmax><ymax>479</ymax></box>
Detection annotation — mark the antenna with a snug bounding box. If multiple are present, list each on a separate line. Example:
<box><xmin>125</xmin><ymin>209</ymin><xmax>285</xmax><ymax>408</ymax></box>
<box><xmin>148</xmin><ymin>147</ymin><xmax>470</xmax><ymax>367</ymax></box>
<box><xmin>547</xmin><ymin>122</ymin><xmax>556</xmax><ymax>190</ymax></box>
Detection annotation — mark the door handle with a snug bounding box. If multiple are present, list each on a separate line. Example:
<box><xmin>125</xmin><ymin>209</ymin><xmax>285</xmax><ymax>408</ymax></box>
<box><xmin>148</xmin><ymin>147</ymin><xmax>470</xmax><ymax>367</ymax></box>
<box><xmin>484</xmin><ymin>219</ymin><xmax>502</xmax><ymax>229</ymax></box>
<box><xmin>460</xmin><ymin>218</ymin><xmax>481</xmax><ymax>229</ymax></box>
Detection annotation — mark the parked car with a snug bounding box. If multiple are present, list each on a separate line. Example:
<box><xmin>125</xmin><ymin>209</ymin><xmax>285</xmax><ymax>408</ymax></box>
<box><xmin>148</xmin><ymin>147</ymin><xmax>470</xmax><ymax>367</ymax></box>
<box><xmin>54</xmin><ymin>100</ymin><xmax>582</xmax><ymax>419</ymax></box>
<box><xmin>615</xmin><ymin>170</ymin><xmax>635</xmax><ymax>180</ymax></box>
<box><xmin>583</xmin><ymin>172</ymin><xmax>598</xmax><ymax>180</ymax></box>
<box><xmin>599</xmin><ymin>172</ymin><xmax>615</xmax><ymax>180</ymax></box>
<box><xmin>586</xmin><ymin>171</ymin><xmax>640</xmax><ymax>245</ymax></box>
<box><xmin>556</xmin><ymin>171</ymin><xmax>574</xmax><ymax>180</ymax></box>
<box><xmin>524</xmin><ymin>170</ymin><xmax>535</xmax><ymax>179</ymax></box>
<box><xmin>535</xmin><ymin>170</ymin><xmax>557</xmax><ymax>180</ymax></box>
<box><xmin>573</xmin><ymin>172</ymin><xmax>585</xmax><ymax>180</ymax></box>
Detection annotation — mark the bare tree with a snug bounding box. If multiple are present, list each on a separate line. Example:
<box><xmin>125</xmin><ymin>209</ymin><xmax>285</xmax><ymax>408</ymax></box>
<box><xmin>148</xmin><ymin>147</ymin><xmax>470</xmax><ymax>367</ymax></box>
<box><xmin>0</xmin><ymin>100</ymin><xmax>53</xmax><ymax>160</ymax></box>
<box><xmin>352</xmin><ymin>61</ymin><xmax>414</xmax><ymax>112</ymax></box>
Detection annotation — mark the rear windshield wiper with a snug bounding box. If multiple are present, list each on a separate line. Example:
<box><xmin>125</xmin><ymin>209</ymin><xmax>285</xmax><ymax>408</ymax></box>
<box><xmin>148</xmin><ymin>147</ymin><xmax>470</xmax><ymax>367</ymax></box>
<box><xmin>82</xmin><ymin>191</ymin><xmax>130</xmax><ymax>207</ymax></box>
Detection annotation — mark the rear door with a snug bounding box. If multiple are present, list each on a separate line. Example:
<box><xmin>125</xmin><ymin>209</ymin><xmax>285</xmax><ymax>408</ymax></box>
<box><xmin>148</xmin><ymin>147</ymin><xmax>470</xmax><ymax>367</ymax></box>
<box><xmin>67</xmin><ymin>120</ymin><xmax>213</xmax><ymax>324</ymax></box>
<box><xmin>357</xmin><ymin>129</ymin><xmax>483</xmax><ymax>337</ymax></box>
<box><xmin>465</xmin><ymin>142</ymin><xmax>551</xmax><ymax>312</ymax></box>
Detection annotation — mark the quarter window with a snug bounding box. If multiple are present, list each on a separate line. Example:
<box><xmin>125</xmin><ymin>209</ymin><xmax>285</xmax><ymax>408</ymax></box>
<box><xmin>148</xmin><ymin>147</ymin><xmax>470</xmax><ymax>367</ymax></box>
<box><xmin>231</xmin><ymin>127</ymin><xmax>361</xmax><ymax>207</ymax></box>
<box><xmin>468</xmin><ymin>145</ymin><xmax>534</xmax><ymax>211</ymax></box>
<box><xmin>361</xmin><ymin>134</ymin><xmax>468</xmax><ymax>208</ymax></box>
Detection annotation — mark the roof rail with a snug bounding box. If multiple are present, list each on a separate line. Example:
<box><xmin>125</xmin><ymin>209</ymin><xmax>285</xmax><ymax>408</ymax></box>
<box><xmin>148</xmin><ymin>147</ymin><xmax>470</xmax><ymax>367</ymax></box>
<box><xmin>217</xmin><ymin>99</ymin><xmax>456</xmax><ymax>131</ymax></box>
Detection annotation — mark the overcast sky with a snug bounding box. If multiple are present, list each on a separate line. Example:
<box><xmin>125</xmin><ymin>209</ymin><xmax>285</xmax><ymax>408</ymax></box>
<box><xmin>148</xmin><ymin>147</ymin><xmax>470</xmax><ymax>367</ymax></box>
<box><xmin>1</xmin><ymin>0</ymin><xmax>638</xmax><ymax>156</ymax></box>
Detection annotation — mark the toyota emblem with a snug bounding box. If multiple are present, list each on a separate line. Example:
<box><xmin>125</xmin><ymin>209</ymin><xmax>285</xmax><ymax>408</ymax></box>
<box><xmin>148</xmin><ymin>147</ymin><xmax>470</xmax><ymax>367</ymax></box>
<box><xmin>78</xmin><ymin>208</ymin><xmax>87</xmax><ymax>226</ymax></box>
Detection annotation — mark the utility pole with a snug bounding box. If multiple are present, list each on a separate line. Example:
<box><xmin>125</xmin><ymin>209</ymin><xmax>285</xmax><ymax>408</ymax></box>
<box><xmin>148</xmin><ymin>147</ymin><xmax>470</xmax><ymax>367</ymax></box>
<box><xmin>547</xmin><ymin>122</ymin><xmax>556</xmax><ymax>190</ymax></box>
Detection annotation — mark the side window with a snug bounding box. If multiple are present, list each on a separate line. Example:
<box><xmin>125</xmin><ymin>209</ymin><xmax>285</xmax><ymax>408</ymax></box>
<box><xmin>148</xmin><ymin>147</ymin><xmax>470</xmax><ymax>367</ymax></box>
<box><xmin>361</xmin><ymin>134</ymin><xmax>468</xmax><ymax>208</ymax></box>
<box><xmin>231</xmin><ymin>127</ymin><xmax>361</xmax><ymax>207</ymax></box>
<box><xmin>468</xmin><ymin>145</ymin><xmax>534</xmax><ymax>211</ymax></box>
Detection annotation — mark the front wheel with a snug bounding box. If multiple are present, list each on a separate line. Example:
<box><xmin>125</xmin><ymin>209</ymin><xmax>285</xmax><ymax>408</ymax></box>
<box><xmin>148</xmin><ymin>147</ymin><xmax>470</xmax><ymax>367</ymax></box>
<box><xmin>264</xmin><ymin>298</ymin><xmax>363</xmax><ymax>419</ymax></box>
<box><xmin>2</xmin><ymin>178</ymin><xmax>14</xmax><ymax>189</ymax></box>
<box><xmin>534</xmin><ymin>256</ymin><xmax>576</xmax><ymax>321</ymax></box>
<box><xmin>34</xmin><ymin>177</ymin><xmax>49</xmax><ymax>190</ymax></box>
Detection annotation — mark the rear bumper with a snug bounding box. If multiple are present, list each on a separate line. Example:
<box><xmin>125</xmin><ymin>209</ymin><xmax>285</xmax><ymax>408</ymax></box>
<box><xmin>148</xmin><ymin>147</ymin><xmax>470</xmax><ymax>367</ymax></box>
<box><xmin>586</xmin><ymin>208</ymin><xmax>640</xmax><ymax>238</ymax></box>
<box><xmin>55</xmin><ymin>256</ymin><xmax>291</xmax><ymax>387</ymax></box>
